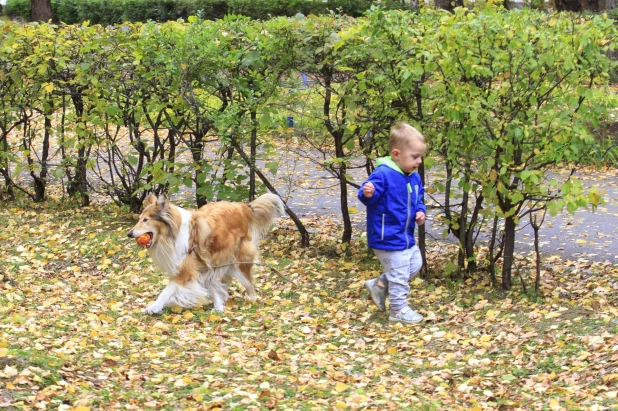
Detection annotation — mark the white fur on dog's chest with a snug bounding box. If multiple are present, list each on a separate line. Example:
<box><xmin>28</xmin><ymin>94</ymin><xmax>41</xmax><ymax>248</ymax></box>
<box><xmin>150</xmin><ymin>207</ymin><xmax>193</xmax><ymax>277</ymax></box>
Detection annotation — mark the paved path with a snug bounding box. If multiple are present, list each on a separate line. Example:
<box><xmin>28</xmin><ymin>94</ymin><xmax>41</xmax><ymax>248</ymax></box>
<box><xmin>272</xmin><ymin>152</ymin><xmax>618</xmax><ymax>262</ymax></box>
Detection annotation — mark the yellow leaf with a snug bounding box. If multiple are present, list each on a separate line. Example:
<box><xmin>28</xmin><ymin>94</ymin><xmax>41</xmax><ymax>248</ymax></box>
<box><xmin>73</xmin><ymin>407</ymin><xmax>91</xmax><ymax>411</ymax></box>
<box><xmin>334</xmin><ymin>382</ymin><xmax>348</xmax><ymax>393</ymax></box>
<box><xmin>44</xmin><ymin>83</ymin><xmax>54</xmax><ymax>93</ymax></box>
<box><xmin>183</xmin><ymin>311</ymin><xmax>194</xmax><ymax>320</ymax></box>
<box><xmin>348</xmin><ymin>207</ymin><xmax>358</xmax><ymax>214</ymax></box>
<box><xmin>327</xmin><ymin>343</ymin><xmax>338</xmax><ymax>351</ymax></box>
<box><xmin>138</xmin><ymin>249</ymin><xmax>148</xmax><ymax>258</ymax></box>
<box><xmin>489</xmin><ymin>169</ymin><xmax>497</xmax><ymax>182</ymax></box>
<box><xmin>387</xmin><ymin>347</ymin><xmax>397</xmax><ymax>355</ymax></box>
<box><xmin>0</xmin><ymin>348</ymin><xmax>7</xmax><ymax>357</ymax></box>
<box><xmin>335</xmin><ymin>401</ymin><xmax>347</xmax><ymax>409</ymax></box>
<box><xmin>549</xmin><ymin>399</ymin><xmax>560</xmax><ymax>410</ymax></box>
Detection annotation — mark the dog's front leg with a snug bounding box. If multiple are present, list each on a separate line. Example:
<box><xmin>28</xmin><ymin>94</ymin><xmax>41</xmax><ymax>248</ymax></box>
<box><xmin>144</xmin><ymin>282</ymin><xmax>178</xmax><ymax>314</ymax></box>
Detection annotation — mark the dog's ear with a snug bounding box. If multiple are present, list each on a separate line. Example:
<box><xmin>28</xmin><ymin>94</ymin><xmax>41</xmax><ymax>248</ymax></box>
<box><xmin>145</xmin><ymin>193</ymin><xmax>157</xmax><ymax>207</ymax></box>
<box><xmin>156</xmin><ymin>193</ymin><xmax>169</xmax><ymax>210</ymax></box>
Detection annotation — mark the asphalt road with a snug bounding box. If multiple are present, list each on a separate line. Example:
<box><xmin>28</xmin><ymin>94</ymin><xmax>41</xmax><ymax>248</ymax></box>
<box><xmin>273</xmin><ymin>154</ymin><xmax>618</xmax><ymax>263</ymax></box>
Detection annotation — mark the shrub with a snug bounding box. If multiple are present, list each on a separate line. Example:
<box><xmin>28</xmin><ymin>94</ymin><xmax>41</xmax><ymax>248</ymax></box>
<box><xmin>5</xmin><ymin>0</ymin><xmax>407</xmax><ymax>23</ymax></box>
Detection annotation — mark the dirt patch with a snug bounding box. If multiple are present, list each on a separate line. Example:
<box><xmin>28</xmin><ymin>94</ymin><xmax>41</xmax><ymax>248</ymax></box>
<box><xmin>0</xmin><ymin>356</ymin><xmax>27</xmax><ymax>369</ymax></box>
<box><xmin>558</xmin><ymin>306</ymin><xmax>594</xmax><ymax>321</ymax></box>
<box><xmin>607</xmin><ymin>121</ymin><xmax>618</xmax><ymax>136</ymax></box>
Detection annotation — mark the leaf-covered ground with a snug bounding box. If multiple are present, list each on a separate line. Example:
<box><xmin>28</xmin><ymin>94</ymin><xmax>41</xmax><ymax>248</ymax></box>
<box><xmin>0</xmin><ymin>202</ymin><xmax>617</xmax><ymax>410</ymax></box>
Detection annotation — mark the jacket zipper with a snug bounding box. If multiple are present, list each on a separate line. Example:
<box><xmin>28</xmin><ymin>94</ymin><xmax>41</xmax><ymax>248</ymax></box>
<box><xmin>404</xmin><ymin>183</ymin><xmax>412</xmax><ymax>248</ymax></box>
<box><xmin>381</xmin><ymin>214</ymin><xmax>385</xmax><ymax>240</ymax></box>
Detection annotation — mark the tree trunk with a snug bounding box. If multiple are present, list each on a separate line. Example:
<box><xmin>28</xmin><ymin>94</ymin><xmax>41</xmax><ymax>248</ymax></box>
<box><xmin>68</xmin><ymin>92</ymin><xmax>90</xmax><ymax>206</ymax></box>
<box><xmin>501</xmin><ymin>215</ymin><xmax>516</xmax><ymax>291</ymax></box>
<box><xmin>249</xmin><ymin>109</ymin><xmax>257</xmax><ymax>201</ymax></box>
<box><xmin>0</xmin><ymin>130</ymin><xmax>15</xmax><ymax>200</ymax></box>
<box><xmin>554</xmin><ymin>0</ymin><xmax>582</xmax><ymax>11</ymax></box>
<box><xmin>33</xmin><ymin>112</ymin><xmax>51</xmax><ymax>202</ymax></box>
<box><xmin>230</xmin><ymin>137</ymin><xmax>310</xmax><ymax>247</ymax></box>
<box><xmin>321</xmin><ymin>66</ymin><xmax>352</xmax><ymax>245</ymax></box>
<box><xmin>488</xmin><ymin>215</ymin><xmax>499</xmax><ymax>288</ymax></box>
<box><xmin>191</xmin><ymin>139</ymin><xmax>207</xmax><ymax>207</ymax></box>
<box><xmin>417</xmin><ymin>162</ymin><xmax>428</xmax><ymax>278</ymax></box>
<box><xmin>31</xmin><ymin>0</ymin><xmax>52</xmax><ymax>21</ymax></box>
<box><xmin>335</xmin><ymin>135</ymin><xmax>352</xmax><ymax>245</ymax></box>
<box><xmin>434</xmin><ymin>0</ymin><xmax>464</xmax><ymax>12</ymax></box>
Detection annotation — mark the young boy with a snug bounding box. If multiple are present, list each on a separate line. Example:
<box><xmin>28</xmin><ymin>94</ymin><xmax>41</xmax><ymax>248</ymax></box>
<box><xmin>358</xmin><ymin>122</ymin><xmax>427</xmax><ymax>324</ymax></box>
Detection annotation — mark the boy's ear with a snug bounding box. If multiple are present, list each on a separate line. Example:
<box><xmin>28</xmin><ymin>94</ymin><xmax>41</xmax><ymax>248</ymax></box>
<box><xmin>391</xmin><ymin>148</ymin><xmax>400</xmax><ymax>158</ymax></box>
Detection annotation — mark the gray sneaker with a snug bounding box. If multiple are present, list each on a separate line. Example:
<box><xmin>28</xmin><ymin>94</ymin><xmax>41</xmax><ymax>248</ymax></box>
<box><xmin>389</xmin><ymin>306</ymin><xmax>423</xmax><ymax>324</ymax></box>
<box><xmin>364</xmin><ymin>278</ymin><xmax>386</xmax><ymax>311</ymax></box>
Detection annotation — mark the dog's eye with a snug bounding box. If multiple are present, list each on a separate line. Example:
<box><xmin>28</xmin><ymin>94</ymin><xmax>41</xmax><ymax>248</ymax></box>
<box><xmin>143</xmin><ymin>218</ymin><xmax>148</xmax><ymax>222</ymax></box>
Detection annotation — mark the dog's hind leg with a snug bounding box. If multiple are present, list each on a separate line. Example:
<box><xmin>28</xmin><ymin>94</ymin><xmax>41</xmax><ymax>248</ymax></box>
<box><xmin>201</xmin><ymin>268</ymin><xmax>230</xmax><ymax>312</ymax></box>
<box><xmin>210</xmin><ymin>286</ymin><xmax>228</xmax><ymax>312</ymax></box>
<box><xmin>236</xmin><ymin>241</ymin><xmax>258</xmax><ymax>301</ymax></box>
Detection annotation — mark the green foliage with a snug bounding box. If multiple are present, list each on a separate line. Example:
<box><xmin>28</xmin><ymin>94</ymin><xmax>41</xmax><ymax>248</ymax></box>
<box><xmin>5</xmin><ymin>0</ymin><xmax>407</xmax><ymax>24</ymax></box>
<box><xmin>0</xmin><ymin>8</ymin><xmax>616</xmax><ymax>266</ymax></box>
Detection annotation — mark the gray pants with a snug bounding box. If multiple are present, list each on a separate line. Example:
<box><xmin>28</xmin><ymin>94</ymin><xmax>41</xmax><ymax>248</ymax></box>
<box><xmin>373</xmin><ymin>246</ymin><xmax>422</xmax><ymax>312</ymax></box>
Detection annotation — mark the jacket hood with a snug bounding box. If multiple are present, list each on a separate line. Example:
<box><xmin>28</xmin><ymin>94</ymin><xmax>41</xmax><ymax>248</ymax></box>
<box><xmin>376</xmin><ymin>156</ymin><xmax>415</xmax><ymax>176</ymax></box>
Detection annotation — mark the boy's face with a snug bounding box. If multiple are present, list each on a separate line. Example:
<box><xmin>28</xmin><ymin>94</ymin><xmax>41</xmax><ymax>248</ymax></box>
<box><xmin>391</xmin><ymin>139</ymin><xmax>426</xmax><ymax>175</ymax></box>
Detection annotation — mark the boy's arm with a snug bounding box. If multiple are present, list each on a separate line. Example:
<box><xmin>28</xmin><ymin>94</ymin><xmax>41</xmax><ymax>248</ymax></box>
<box><xmin>358</xmin><ymin>171</ymin><xmax>385</xmax><ymax>206</ymax></box>
<box><xmin>415</xmin><ymin>182</ymin><xmax>427</xmax><ymax>225</ymax></box>
<box><xmin>416</xmin><ymin>182</ymin><xmax>427</xmax><ymax>215</ymax></box>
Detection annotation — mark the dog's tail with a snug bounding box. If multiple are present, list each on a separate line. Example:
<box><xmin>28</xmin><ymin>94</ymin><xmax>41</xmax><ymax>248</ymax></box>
<box><xmin>248</xmin><ymin>193</ymin><xmax>284</xmax><ymax>242</ymax></box>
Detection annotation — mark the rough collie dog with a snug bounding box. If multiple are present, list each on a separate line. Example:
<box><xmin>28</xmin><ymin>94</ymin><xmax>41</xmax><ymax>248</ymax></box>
<box><xmin>128</xmin><ymin>193</ymin><xmax>284</xmax><ymax>314</ymax></box>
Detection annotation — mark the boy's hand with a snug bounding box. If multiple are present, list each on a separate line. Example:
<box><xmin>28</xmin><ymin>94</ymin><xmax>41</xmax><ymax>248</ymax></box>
<box><xmin>415</xmin><ymin>211</ymin><xmax>426</xmax><ymax>225</ymax></box>
<box><xmin>362</xmin><ymin>182</ymin><xmax>375</xmax><ymax>198</ymax></box>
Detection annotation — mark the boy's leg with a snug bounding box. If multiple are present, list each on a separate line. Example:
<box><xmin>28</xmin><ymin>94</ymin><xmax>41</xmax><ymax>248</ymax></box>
<box><xmin>365</xmin><ymin>249</ymin><xmax>390</xmax><ymax>311</ymax></box>
<box><xmin>389</xmin><ymin>245</ymin><xmax>424</xmax><ymax>323</ymax></box>
<box><xmin>364</xmin><ymin>277</ymin><xmax>386</xmax><ymax>311</ymax></box>
<box><xmin>409</xmin><ymin>245</ymin><xmax>423</xmax><ymax>279</ymax></box>
<box><xmin>374</xmin><ymin>248</ymin><xmax>414</xmax><ymax>312</ymax></box>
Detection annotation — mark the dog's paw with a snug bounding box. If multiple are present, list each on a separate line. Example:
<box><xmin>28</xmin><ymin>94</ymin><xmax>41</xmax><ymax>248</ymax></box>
<box><xmin>213</xmin><ymin>304</ymin><xmax>226</xmax><ymax>312</ymax></box>
<box><xmin>144</xmin><ymin>304</ymin><xmax>163</xmax><ymax>315</ymax></box>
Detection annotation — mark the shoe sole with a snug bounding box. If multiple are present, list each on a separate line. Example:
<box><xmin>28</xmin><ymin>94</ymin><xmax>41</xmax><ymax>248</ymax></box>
<box><xmin>389</xmin><ymin>316</ymin><xmax>424</xmax><ymax>324</ymax></box>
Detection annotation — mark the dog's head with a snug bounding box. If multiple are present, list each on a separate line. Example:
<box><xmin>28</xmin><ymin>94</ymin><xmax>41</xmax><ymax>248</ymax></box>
<box><xmin>127</xmin><ymin>194</ymin><xmax>173</xmax><ymax>249</ymax></box>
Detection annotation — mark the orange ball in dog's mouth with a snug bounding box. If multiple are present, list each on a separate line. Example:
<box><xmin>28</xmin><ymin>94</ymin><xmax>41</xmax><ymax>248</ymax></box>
<box><xmin>135</xmin><ymin>233</ymin><xmax>152</xmax><ymax>248</ymax></box>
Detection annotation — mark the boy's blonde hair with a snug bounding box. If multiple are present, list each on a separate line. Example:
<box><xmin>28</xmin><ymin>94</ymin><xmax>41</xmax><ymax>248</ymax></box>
<box><xmin>389</xmin><ymin>122</ymin><xmax>426</xmax><ymax>152</ymax></box>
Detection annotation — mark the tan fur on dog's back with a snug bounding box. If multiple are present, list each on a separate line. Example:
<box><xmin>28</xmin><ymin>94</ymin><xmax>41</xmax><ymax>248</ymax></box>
<box><xmin>247</xmin><ymin>193</ymin><xmax>285</xmax><ymax>242</ymax></box>
<box><xmin>191</xmin><ymin>201</ymin><xmax>252</xmax><ymax>266</ymax></box>
<box><xmin>191</xmin><ymin>193</ymin><xmax>284</xmax><ymax>262</ymax></box>
<box><xmin>190</xmin><ymin>194</ymin><xmax>284</xmax><ymax>296</ymax></box>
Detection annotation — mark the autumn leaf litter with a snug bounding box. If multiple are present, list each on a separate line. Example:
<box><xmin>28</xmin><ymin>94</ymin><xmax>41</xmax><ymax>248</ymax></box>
<box><xmin>0</xmin><ymin>203</ymin><xmax>617</xmax><ymax>410</ymax></box>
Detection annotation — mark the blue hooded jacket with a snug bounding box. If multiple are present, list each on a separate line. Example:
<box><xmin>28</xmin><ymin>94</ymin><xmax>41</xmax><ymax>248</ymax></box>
<box><xmin>358</xmin><ymin>157</ymin><xmax>426</xmax><ymax>251</ymax></box>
